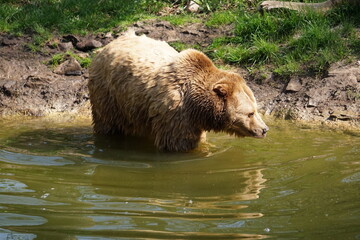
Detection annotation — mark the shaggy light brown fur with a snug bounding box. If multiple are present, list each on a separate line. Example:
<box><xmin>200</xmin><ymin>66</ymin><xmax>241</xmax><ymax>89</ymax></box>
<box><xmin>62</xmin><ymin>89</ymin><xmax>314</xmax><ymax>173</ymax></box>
<box><xmin>88</xmin><ymin>32</ymin><xmax>268</xmax><ymax>152</ymax></box>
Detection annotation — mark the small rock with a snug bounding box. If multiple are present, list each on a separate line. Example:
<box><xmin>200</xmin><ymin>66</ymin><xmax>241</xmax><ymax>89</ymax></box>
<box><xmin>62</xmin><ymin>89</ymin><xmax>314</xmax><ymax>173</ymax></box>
<box><xmin>329</xmin><ymin>110</ymin><xmax>358</xmax><ymax>121</ymax></box>
<box><xmin>186</xmin><ymin>0</ymin><xmax>200</xmax><ymax>13</ymax></box>
<box><xmin>155</xmin><ymin>21</ymin><xmax>174</xmax><ymax>30</ymax></box>
<box><xmin>62</xmin><ymin>35</ymin><xmax>80</xmax><ymax>45</ymax></box>
<box><xmin>76</xmin><ymin>52</ymin><xmax>89</xmax><ymax>59</ymax></box>
<box><xmin>307</xmin><ymin>98</ymin><xmax>317</xmax><ymax>107</ymax></box>
<box><xmin>76</xmin><ymin>39</ymin><xmax>103</xmax><ymax>52</ymax></box>
<box><xmin>104</xmin><ymin>32</ymin><xmax>113</xmax><ymax>39</ymax></box>
<box><xmin>286</xmin><ymin>78</ymin><xmax>302</xmax><ymax>92</ymax></box>
<box><xmin>135</xmin><ymin>29</ymin><xmax>150</xmax><ymax>36</ymax></box>
<box><xmin>97</xmin><ymin>32</ymin><xmax>114</xmax><ymax>45</ymax></box>
<box><xmin>133</xmin><ymin>21</ymin><xmax>145</xmax><ymax>28</ymax></box>
<box><xmin>0</xmin><ymin>79</ymin><xmax>16</xmax><ymax>97</ymax></box>
<box><xmin>165</xmin><ymin>31</ymin><xmax>180</xmax><ymax>42</ymax></box>
<box><xmin>348</xmin><ymin>74</ymin><xmax>357</xmax><ymax>85</ymax></box>
<box><xmin>3</xmin><ymin>80</ymin><xmax>16</xmax><ymax>90</ymax></box>
<box><xmin>54</xmin><ymin>58</ymin><xmax>82</xmax><ymax>76</ymax></box>
<box><xmin>1</xmin><ymin>38</ymin><xmax>17</xmax><ymax>46</ymax></box>
<box><xmin>58</xmin><ymin>42</ymin><xmax>73</xmax><ymax>51</ymax></box>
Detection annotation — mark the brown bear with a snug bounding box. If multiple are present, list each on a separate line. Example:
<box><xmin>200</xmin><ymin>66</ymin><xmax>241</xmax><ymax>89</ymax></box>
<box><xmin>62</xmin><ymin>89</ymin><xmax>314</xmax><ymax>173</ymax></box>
<box><xmin>88</xmin><ymin>31</ymin><xmax>269</xmax><ymax>152</ymax></box>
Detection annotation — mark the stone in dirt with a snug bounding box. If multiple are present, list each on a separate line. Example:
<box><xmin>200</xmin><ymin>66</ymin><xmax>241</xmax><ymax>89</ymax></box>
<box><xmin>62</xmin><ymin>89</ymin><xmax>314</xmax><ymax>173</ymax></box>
<box><xmin>76</xmin><ymin>52</ymin><xmax>90</xmax><ymax>59</ymax></box>
<box><xmin>186</xmin><ymin>0</ymin><xmax>201</xmax><ymax>13</ymax></box>
<box><xmin>76</xmin><ymin>39</ymin><xmax>103</xmax><ymax>52</ymax></box>
<box><xmin>62</xmin><ymin>35</ymin><xmax>80</xmax><ymax>45</ymax></box>
<box><xmin>0</xmin><ymin>79</ymin><xmax>17</xmax><ymax>97</ymax></box>
<box><xmin>1</xmin><ymin>38</ymin><xmax>17</xmax><ymax>46</ymax></box>
<box><xmin>97</xmin><ymin>32</ymin><xmax>114</xmax><ymax>45</ymax></box>
<box><xmin>58</xmin><ymin>42</ymin><xmax>74</xmax><ymax>51</ymax></box>
<box><xmin>307</xmin><ymin>98</ymin><xmax>317</xmax><ymax>107</ymax></box>
<box><xmin>54</xmin><ymin>58</ymin><xmax>82</xmax><ymax>76</ymax></box>
<box><xmin>285</xmin><ymin>78</ymin><xmax>302</xmax><ymax>92</ymax></box>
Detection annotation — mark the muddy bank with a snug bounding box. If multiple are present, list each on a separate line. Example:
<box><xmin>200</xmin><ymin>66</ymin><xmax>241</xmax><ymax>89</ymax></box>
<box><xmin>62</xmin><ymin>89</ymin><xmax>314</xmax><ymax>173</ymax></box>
<box><xmin>0</xmin><ymin>20</ymin><xmax>359</xmax><ymax>129</ymax></box>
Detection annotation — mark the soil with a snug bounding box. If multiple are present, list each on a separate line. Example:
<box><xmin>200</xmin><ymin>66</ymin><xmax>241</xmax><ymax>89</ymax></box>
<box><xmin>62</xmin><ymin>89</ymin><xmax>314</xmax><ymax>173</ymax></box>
<box><xmin>0</xmin><ymin>19</ymin><xmax>359</xmax><ymax>129</ymax></box>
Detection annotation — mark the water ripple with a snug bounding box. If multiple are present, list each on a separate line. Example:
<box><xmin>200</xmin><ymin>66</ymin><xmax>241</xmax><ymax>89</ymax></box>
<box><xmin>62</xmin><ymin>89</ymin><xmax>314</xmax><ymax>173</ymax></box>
<box><xmin>342</xmin><ymin>172</ymin><xmax>360</xmax><ymax>183</ymax></box>
<box><xmin>0</xmin><ymin>194</ymin><xmax>65</xmax><ymax>206</ymax></box>
<box><xmin>0</xmin><ymin>179</ymin><xmax>34</xmax><ymax>193</ymax></box>
<box><xmin>0</xmin><ymin>213</ymin><xmax>47</xmax><ymax>227</ymax></box>
<box><xmin>0</xmin><ymin>150</ymin><xmax>73</xmax><ymax>166</ymax></box>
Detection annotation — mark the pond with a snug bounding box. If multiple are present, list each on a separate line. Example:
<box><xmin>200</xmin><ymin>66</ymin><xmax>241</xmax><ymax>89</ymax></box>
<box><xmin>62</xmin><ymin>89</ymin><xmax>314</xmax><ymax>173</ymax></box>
<box><xmin>0</xmin><ymin>117</ymin><xmax>359</xmax><ymax>239</ymax></box>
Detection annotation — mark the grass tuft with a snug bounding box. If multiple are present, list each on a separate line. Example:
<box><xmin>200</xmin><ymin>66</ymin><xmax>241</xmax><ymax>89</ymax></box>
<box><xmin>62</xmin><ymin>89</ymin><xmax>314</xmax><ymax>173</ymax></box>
<box><xmin>207</xmin><ymin>2</ymin><xmax>359</xmax><ymax>76</ymax></box>
<box><xmin>48</xmin><ymin>51</ymin><xmax>92</xmax><ymax>68</ymax></box>
<box><xmin>160</xmin><ymin>14</ymin><xmax>201</xmax><ymax>26</ymax></box>
<box><xmin>205</xmin><ymin>10</ymin><xmax>236</xmax><ymax>27</ymax></box>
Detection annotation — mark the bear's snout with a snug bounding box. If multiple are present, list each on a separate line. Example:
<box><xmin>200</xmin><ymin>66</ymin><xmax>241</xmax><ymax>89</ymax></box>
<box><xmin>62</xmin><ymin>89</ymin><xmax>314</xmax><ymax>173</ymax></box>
<box><xmin>252</xmin><ymin>126</ymin><xmax>269</xmax><ymax>138</ymax></box>
<box><xmin>263</xmin><ymin>126</ymin><xmax>269</xmax><ymax>135</ymax></box>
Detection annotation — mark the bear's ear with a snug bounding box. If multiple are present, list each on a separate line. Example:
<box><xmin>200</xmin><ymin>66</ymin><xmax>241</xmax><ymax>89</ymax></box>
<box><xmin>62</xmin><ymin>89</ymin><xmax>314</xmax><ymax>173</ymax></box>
<box><xmin>180</xmin><ymin>49</ymin><xmax>214</xmax><ymax>70</ymax></box>
<box><xmin>213</xmin><ymin>82</ymin><xmax>233</xmax><ymax>98</ymax></box>
<box><xmin>213</xmin><ymin>83</ymin><xmax>228</xmax><ymax>97</ymax></box>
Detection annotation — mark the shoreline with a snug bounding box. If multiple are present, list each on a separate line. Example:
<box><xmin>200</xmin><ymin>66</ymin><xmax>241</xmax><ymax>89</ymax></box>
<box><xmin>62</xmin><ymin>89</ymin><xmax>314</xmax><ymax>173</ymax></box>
<box><xmin>0</xmin><ymin>112</ymin><xmax>358</xmax><ymax>137</ymax></box>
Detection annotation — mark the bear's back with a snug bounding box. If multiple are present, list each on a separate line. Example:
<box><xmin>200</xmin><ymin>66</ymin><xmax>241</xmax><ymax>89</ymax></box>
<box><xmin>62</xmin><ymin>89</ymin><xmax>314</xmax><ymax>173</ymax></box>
<box><xmin>89</xmin><ymin>32</ymin><xmax>184</xmax><ymax>139</ymax></box>
<box><xmin>103</xmin><ymin>33</ymin><xmax>179</xmax><ymax>69</ymax></box>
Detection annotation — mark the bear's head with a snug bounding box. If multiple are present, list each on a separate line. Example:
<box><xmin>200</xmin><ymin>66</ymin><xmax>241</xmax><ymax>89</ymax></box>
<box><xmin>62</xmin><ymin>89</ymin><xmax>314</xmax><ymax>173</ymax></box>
<box><xmin>212</xmin><ymin>72</ymin><xmax>269</xmax><ymax>138</ymax></box>
<box><xmin>179</xmin><ymin>49</ymin><xmax>269</xmax><ymax>138</ymax></box>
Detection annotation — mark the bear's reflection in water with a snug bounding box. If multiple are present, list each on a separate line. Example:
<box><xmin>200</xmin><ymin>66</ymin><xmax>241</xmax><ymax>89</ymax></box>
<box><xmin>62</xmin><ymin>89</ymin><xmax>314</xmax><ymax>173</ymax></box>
<box><xmin>92</xmin><ymin>132</ymin><xmax>229</xmax><ymax>163</ymax></box>
<box><xmin>3</xmin><ymin>125</ymin><xmax>267</xmax><ymax>204</ymax></box>
<box><xmin>94</xmin><ymin>134</ymin><xmax>158</xmax><ymax>154</ymax></box>
<box><xmin>91</xmin><ymin>164</ymin><xmax>267</xmax><ymax>218</ymax></box>
<box><xmin>1</xmin><ymin>125</ymin><xmax>268</xmax><ymax>237</ymax></box>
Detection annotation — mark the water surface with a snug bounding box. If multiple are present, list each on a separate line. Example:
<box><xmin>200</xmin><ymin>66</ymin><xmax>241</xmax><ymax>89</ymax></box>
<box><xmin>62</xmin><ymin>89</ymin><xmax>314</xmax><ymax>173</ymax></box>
<box><xmin>0</xmin><ymin>118</ymin><xmax>359</xmax><ymax>239</ymax></box>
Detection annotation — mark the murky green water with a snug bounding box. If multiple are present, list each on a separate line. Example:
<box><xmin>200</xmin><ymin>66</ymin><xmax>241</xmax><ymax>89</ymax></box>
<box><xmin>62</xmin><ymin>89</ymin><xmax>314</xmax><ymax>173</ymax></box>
<box><xmin>0</xmin><ymin>118</ymin><xmax>359</xmax><ymax>240</ymax></box>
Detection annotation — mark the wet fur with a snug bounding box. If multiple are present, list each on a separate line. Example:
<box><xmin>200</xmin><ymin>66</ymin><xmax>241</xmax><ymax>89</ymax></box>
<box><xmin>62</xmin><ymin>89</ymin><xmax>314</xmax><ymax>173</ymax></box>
<box><xmin>89</xmin><ymin>33</ymin><xmax>255</xmax><ymax>151</ymax></box>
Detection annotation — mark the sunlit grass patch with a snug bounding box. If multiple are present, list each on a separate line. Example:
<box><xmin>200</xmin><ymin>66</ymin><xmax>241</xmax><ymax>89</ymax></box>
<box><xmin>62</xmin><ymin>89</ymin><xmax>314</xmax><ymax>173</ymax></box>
<box><xmin>0</xmin><ymin>0</ymin><xmax>153</xmax><ymax>35</ymax></box>
<box><xmin>235</xmin><ymin>11</ymin><xmax>301</xmax><ymax>43</ymax></box>
<box><xmin>273</xmin><ymin>57</ymin><xmax>301</xmax><ymax>76</ymax></box>
<box><xmin>210</xmin><ymin>38</ymin><xmax>279</xmax><ymax>65</ymax></box>
<box><xmin>48</xmin><ymin>51</ymin><xmax>92</xmax><ymax>69</ymax></box>
<box><xmin>48</xmin><ymin>53</ymin><xmax>66</xmax><ymax>68</ymax></box>
<box><xmin>249</xmin><ymin>38</ymin><xmax>280</xmax><ymax>64</ymax></box>
<box><xmin>210</xmin><ymin>44</ymin><xmax>249</xmax><ymax>64</ymax></box>
<box><xmin>285</xmin><ymin>21</ymin><xmax>348</xmax><ymax>74</ymax></box>
<box><xmin>169</xmin><ymin>41</ymin><xmax>202</xmax><ymax>52</ymax></box>
<box><xmin>205</xmin><ymin>10</ymin><xmax>237</xmax><ymax>27</ymax></box>
<box><xmin>207</xmin><ymin>3</ymin><xmax>359</xmax><ymax>76</ymax></box>
<box><xmin>160</xmin><ymin>14</ymin><xmax>201</xmax><ymax>26</ymax></box>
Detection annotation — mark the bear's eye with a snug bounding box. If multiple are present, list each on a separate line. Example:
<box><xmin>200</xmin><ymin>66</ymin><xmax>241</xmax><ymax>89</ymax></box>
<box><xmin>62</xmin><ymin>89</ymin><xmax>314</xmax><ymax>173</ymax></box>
<box><xmin>248</xmin><ymin>112</ymin><xmax>255</xmax><ymax>118</ymax></box>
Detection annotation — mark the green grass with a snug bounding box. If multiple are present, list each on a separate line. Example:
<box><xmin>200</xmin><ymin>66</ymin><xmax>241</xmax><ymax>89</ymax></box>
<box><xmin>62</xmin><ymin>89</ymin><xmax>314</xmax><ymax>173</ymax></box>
<box><xmin>160</xmin><ymin>14</ymin><xmax>201</xmax><ymax>26</ymax></box>
<box><xmin>169</xmin><ymin>41</ymin><xmax>203</xmax><ymax>52</ymax></box>
<box><xmin>0</xmin><ymin>0</ymin><xmax>169</xmax><ymax>35</ymax></box>
<box><xmin>205</xmin><ymin>10</ymin><xmax>237</xmax><ymax>27</ymax></box>
<box><xmin>48</xmin><ymin>51</ymin><xmax>92</xmax><ymax>68</ymax></box>
<box><xmin>48</xmin><ymin>52</ymin><xmax>66</xmax><ymax>68</ymax></box>
<box><xmin>206</xmin><ymin>3</ymin><xmax>359</xmax><ymax>76</ymax></box>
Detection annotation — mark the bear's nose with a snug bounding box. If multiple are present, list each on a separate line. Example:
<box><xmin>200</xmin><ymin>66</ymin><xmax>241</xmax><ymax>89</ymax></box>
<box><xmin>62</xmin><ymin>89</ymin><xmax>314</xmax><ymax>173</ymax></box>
<box><xmin>262</xmin><ymin>126</ymin><xmax>269</xmax><ymax>135</ymax></box>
